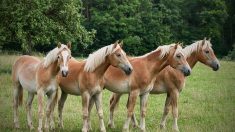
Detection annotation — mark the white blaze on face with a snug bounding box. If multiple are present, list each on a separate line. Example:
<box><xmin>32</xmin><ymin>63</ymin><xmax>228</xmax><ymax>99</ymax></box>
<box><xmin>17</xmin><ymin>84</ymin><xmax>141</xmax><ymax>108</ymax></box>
<box><xmin>61</xmin><ymin>50</ymin><xmax>69</xmax><ymax>72</ymax></box>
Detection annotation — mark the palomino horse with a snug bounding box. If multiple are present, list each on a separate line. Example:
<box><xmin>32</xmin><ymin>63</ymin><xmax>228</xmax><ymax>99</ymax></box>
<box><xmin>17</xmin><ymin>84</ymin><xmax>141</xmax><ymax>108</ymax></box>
<box><xmin>98</xmin><ymin>43</ymin><xmax>191</xmax><ymax>132</ymax></box>
<box><xmin>109</xmin><ymin>38</ymin><xmax>220</xmax><ymax>131</ymax></box>
<box><xmin>57</xmin><ymin>41</ymin><xmax>133</xmax><ymax>132</ymax></box>
<box><xmin>12</xmin><ymin>42</ymin><xmax>71</xmax><ymax>132</ymax></box>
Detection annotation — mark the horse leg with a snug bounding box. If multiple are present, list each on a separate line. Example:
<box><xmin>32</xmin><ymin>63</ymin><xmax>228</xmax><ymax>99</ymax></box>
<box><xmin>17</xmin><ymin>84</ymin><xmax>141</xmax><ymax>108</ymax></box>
<box><xmin>126</xmin><ymin>94</ymin><xmax>138</xmax><ymax>128</ymax></box>
<box><xmin>58</xmin><ymin>91</ymin><xmax>68</xmax><ymax>129</ymax></box>
<box><xmin>44</xmin><ymin>90</ymin><xmax>57</xmax><ymax>131</ymax></box>
<box><xmin>171</xmin><ymin>91</ymin><xmax>179</xmax><ymax>132</ymax></box>
<box><xmin>160</xmin><ymin>93</ymin><xmax>171</xmax><ymax>129</ymax></box>
<box><xmin>82</xmin><ymin>92</ymin><xmax>90</xmax><ymax>132</ymax></box>
<box><xmin>94</xmin><ymin>92</ymin><xmax>106</xmax><ymax>132</ymax></box>
<box><xmin>49</xmin><ymin>90</ymin><xmax>58</xmax><ymax>130</ymax></box>
<box><xmin>87</xmin><ymin>97</ymin><xmax>94</xmax><ymax>131</ymax></box>
<box><xmin>123</xmin><ymin>90</ymin><xmax>139</xmax><ymax>132</ymax></box>
<box><xmin>139</xmin><ymin>93</ymin><xmax>149</xmax><ymax>132</ymax></box>
<box><xmin>13</xmin><ymin>83</ymin><xmax>22</xmax><ymax>129</ymax></box>
<box><xmin>37</xmin><ymin>88</ymin><xmax>44</xmax><ymax>132</ymax></box>
<box><xmin>108</xmin><ymin>93</ymin><xmax>122</xmax><ymax>128</ymax></box>
<box><xmin>26</xmin><ymin>92</ymin><xmax>35</xmax><ymax>130</ymax></box>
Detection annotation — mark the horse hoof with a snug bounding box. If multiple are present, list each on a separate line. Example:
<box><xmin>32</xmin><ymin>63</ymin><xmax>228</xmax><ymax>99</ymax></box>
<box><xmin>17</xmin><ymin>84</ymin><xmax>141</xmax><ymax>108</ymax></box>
<box><xmin>28</xmin><ymin>125</ymin><xmax>34</xmax><ymax>130</ymax></box>
<box><xmin>58</xmin><ymin>124</ymin><xmax>64</xmax><ymax>129</ymax></box>
<box><xmin>122</xmin><ymin>128</ymin><xmax>129</xmax><ymax>132</ymax></box>
<box><xmin>160</xmin><ymin>124</ymin><xmax>166</xmax><ymax>129</ymax></box>
<box><xmin>100</xmin><ymin>128</ymin><xmax>106</xmax><ymax>132</ymax></box>
<box><xmin>88</xmin><ymin>126</ymin><xmax>92</xmax><ymax>131</ymax></box>
<box><xmin>108</xmin><ymin>123</ymin><xmax>115</xmax><ymax>128</ymax></box>
<box><xmin>14</xmin><ymin>123</ymin><xmax>20</xmax><ymax>129</ymax></box>
<box><xmin>82</xmin><ymin>128</ymin><xmax>88</xmax><ymax>132</ymax></box>
<box><xmin>173</xmin><ymin>127</ymin><xmax>180</xmax><ymax>132</ymax></box>
<box><xmin>140</xmin><ymin>129</ymin><xmax>146</xmax><ymax>132</ymax></box>
<box><xmin>132</xmin><ymin>124</ymin><xmax>139</xmax><ymax>128</ymax></box>
<box><xmin>38</xmin><ymin>128</ymin><xmax>43</xmax><ymax>132</ymax></box>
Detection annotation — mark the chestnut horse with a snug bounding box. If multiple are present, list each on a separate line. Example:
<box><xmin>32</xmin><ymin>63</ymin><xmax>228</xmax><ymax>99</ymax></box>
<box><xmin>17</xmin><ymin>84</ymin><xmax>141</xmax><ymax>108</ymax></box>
<box><xmin>12</xmin><ymin>42</ymin><xmax>71</xmax><ymax>132</ymax></box>
<box><xmin>87</xmin><ymin>43</ymin><xmax>191</xmax><ymax>132</ymax></box>
<box><xmin>109</xmin><ymin>38</ymin><xmax>220</xmax><ymax>131</ymax></box>
<box><xmin>57</xmin><ymin>41</ymin><xmax>133</xmax><ymax>132</ymax></box>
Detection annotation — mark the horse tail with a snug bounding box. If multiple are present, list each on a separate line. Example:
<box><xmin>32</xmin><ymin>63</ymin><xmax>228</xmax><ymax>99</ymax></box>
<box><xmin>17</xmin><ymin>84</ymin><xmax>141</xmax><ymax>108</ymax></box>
<box><xmin>109</xmin><ymin>94</ymin><xmax>115</xmax><ymax>106</ymax></box>
<box><xmin>12</xmin><ymin>57</ymin><xmax>24</xmax><ymax>106</ymax></box>
<box><xmin>18</xmin><ymin>87</ymin><xmax>23</xmax><ymax>106</ymax></box>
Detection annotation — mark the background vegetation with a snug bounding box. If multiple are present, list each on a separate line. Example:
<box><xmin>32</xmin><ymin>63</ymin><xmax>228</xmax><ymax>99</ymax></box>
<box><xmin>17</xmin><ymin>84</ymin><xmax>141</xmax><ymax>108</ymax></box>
<box><xmin>0</xmin><ymin>0</ymin><xmax>234</xmax><ymax>57</ymax></box>
<box><xmin>0</xmin><ymin>55</ymin><xmax>235</xmax><ymax>131</ymax></box>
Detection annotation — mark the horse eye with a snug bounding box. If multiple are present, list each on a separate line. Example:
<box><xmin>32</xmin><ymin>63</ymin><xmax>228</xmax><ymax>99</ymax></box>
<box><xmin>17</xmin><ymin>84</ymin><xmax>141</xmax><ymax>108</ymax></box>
<box><xmin>176</xmin><ymin>54</ymin><xmax>181</xmax><ymax>58</ymax></box>
<box><xmin>116</xmin><ymin>53</ymin><xmax>121</xmax><ymax>57</ymax></box>
<box><xmin>205</xmin><ymin>50</ymin><xmax>209</xmax><ymax>54</ymax></box>
<box><xmin>57</xmin><ymin>56</ymin><xmax>60</xmax><ymax>59</ymax></box>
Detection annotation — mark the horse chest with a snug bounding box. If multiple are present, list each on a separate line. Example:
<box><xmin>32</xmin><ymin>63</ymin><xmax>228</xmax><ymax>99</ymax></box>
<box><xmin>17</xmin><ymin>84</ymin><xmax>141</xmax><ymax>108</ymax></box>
<box><xmin>45</xmin><ymin>79</ymin><xmax>57</xmax><ymax>94</ymax></box>
<box><xmin>90</xmin><ymin>85</ymin><xmax>102</xmax><ymax>95</ymax></box>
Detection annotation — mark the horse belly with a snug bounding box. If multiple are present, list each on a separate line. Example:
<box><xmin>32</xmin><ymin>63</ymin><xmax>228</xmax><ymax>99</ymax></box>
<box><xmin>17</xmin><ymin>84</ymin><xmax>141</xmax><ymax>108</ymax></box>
<box><xmin>60</xmin><ymin>85</ymin><xmax>81</xmax><ymax>95</ymax></box>
<box><xmin>105</xmin><ymin>80</ymin><xmax>130</xmax><ymax>93</ymax></box>
<box><xmin>150</xmin><ymin>82</ymin><xmax>167</xmax><ymax>94</ymax></box>
<box><xmin>140</xmin><ymin>83</ymin><xmax>154</xmax><ymax>95</ymax></box>
<box><xmin>19</xmin><ymin>77</ymin><xmax>37</xmax><ymax>93</ymax></box>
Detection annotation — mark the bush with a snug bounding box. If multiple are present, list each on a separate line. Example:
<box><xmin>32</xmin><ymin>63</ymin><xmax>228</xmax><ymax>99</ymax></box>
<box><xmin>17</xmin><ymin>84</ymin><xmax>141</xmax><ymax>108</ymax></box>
<box><xmin>224</xmin><ymin>44</ymin><xmax>235</xmax><ymax>61</ymax></box>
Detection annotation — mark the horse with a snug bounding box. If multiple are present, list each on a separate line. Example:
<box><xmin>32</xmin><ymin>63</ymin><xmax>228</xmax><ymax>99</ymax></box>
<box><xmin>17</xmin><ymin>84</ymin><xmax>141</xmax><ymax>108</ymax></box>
<box><xmin>12</xmin><ymin>42</ymin><xmax>72</xmax><ymax>132</ymax></box>
<box><xmin>109</xmin><ymin>38</ymin><xmax>220</xmax><ymax>131</ymax></box>
<box><xmin>57</xmin><ymin>40</ymin><xmax>133</xmax><ymax>132</ymax></box>
<box><xmin>89</xmin><ymin>43</ymin><xmax>190</xmax><ymax>132</ymax></box>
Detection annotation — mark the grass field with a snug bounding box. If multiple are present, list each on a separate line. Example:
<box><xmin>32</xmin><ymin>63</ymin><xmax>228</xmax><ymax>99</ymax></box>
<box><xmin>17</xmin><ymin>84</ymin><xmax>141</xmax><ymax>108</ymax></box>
<box><xmin>0</xmin><ymin>55</ymin><xmax>235</xmax><ymax>132</ymax></box>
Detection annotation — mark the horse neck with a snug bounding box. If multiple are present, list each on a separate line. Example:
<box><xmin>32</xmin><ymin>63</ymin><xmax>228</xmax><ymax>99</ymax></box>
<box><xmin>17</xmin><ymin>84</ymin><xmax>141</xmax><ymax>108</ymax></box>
<box><xmin>145</xmin><ymin>50</ymin><xmax>169</xmax><ymax>77</ymax></box>
<box><xmin>46</xmin><ymin>60</ymin><xmax>60</xmax><ymax>77</ymax></box>
<box><xmin>186</xmin><ymin>51</ymin><xmax>198</xmax><ymax>69</ymax></box>
<box><xmin>93</xmin><ymin>58</ymin><xmax>110</xmax><ymax>78</ymax></box>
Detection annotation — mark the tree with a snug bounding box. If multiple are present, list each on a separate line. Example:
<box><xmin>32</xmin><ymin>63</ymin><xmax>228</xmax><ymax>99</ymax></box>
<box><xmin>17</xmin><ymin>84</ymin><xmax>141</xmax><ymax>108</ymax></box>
<box><xmin>181</xmin><ymin>0</ymin><xmax>228</xmax><ymax>55</ymax></box>
<box><xmin>0</xmin><ymin>0</ymin><xmax>95</xmax><ymax>54</ymax></box>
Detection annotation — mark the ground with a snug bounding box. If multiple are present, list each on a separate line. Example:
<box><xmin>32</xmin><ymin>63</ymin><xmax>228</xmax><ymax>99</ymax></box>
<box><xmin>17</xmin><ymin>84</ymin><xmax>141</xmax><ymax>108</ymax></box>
<box><xmin>0</xmin><ymin>55</ymin><xmax>235</xmax><ymax>132</ymax></box>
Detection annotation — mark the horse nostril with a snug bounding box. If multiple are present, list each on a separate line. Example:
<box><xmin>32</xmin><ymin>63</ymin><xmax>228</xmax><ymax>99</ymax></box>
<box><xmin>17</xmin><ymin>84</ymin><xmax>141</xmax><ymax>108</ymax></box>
<box><xmin>128</xmin><ymin>67</ymin><xmax>132</xmax><ymax>72</ymax></box>
<box><xmin>62</xmin><ymin>71</ymin><xmax>68</xmax><ymax>77</ymax></box>
<box><xmin>187</xmin><ymin>69</ymin><xmax>191</xmax><ymax>75</ymax></box>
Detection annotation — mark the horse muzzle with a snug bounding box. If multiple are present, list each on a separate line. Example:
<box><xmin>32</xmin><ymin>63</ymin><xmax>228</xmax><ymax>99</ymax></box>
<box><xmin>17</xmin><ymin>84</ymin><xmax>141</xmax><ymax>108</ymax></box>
<box><xmin>123</xmin><ymin>65</ymin><xmax>133</xmax><ymax>75</ymax></box>
<box><xmin>211</xmin><ymin>60</ymin><xmax>220</xmax><ymax>71</ymax></box>
<box><xmin>62</xmin><ymin>70</ymin><xmax>68</xmax><ymax>77</ymax></box>
<box><xmin>181</xmin><ymin>66</ymin><xmax>191</xmax><ymax>76</ymax></box>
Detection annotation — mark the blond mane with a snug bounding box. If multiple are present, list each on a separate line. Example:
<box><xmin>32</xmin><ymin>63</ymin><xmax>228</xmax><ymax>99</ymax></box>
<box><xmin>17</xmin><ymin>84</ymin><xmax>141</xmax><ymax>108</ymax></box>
<box><xmin>43</xmin><ymin>44</ymin><xmax>70</xmax><ymax>68</ymax></box>
<box><xmin>137</xmin><ymin>43</ymin><xmax>177</xmax><ymax>59</ymax></box>
<box><xmin>183</xmin><ymin>40</ymin><xmax>212</xmax><ymax>58</ymax></box>
<box><xmin>84</xmin><ymin>44</ymin><xmax>115</xmax><ymax>72</ymax></box>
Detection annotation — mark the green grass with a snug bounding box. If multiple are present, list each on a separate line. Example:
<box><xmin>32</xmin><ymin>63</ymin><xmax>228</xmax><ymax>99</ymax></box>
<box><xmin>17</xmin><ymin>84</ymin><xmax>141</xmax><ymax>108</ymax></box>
<box><xmin>0</xmin><ymin>55</ymin><xmax>235</xmax><ymax>132</ymax></box>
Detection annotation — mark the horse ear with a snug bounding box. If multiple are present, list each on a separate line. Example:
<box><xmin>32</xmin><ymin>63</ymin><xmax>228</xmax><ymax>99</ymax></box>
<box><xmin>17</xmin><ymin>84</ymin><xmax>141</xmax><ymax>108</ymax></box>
<box><xmin>67</xmin><ymin>42</ymin><xmax>71</xmax><ymax>49</ymax></box>
<box><xmin>57</xmin><ymin>42</ymin><xmax>61</xmax><ymax>48</ymax></box>
<box><xmin>179</xmin><ymin>42</ymin><xmax>184</xmax><ymax>47</ymax></box>
<box><xmin>208</xmin><ymin>38</ymin><xmax>211</xmax><ymax>42</ymax></box>
<box><xmin>174</xmin><ymin>43</ymin><xmax>178</xmax><ymax>49</ymax></box>
<box><xmin>114</xmin><ymin>40</ymin><xmax>119</xmax><ymax>44</ymax></box>
<box><xmin>113</xmin><ymin>40</ymin><xmax>119</xmax><ymax>49</ymax></box>
<box><xmin>119</xmin><ymin>40</ymin><xmax>123</xmax><ymax>47</ymax></box>
<box><xmin>202</xmin><ymin>37</ymin><xmax>206</xmax><ymax>45</ymax></box>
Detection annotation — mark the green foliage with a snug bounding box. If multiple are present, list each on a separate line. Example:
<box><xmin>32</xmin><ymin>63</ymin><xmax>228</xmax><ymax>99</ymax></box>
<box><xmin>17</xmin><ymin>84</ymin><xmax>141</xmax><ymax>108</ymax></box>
<box><xmin>0</xmin><ymin>0</ymin><xmax>233</xmax><ymax>56</ymax></box>
<box><xmin>224</xmin><ymin>44</ymin><xmax>235</xmax><ymax>60</ymax></box>
<box><xmin>83</xmin><ymin>0</ymin><xmax>177</xmax><ymax>55</ymax></box>
<box><xmin>82</xmin><ymin>0</ymin><xmax>230</xmax><ymax>56</ymax></box>
<box><xmin>0</xmin><ymin>0</ymin><xmax>95</xmax><ymax>54</ymax></box>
